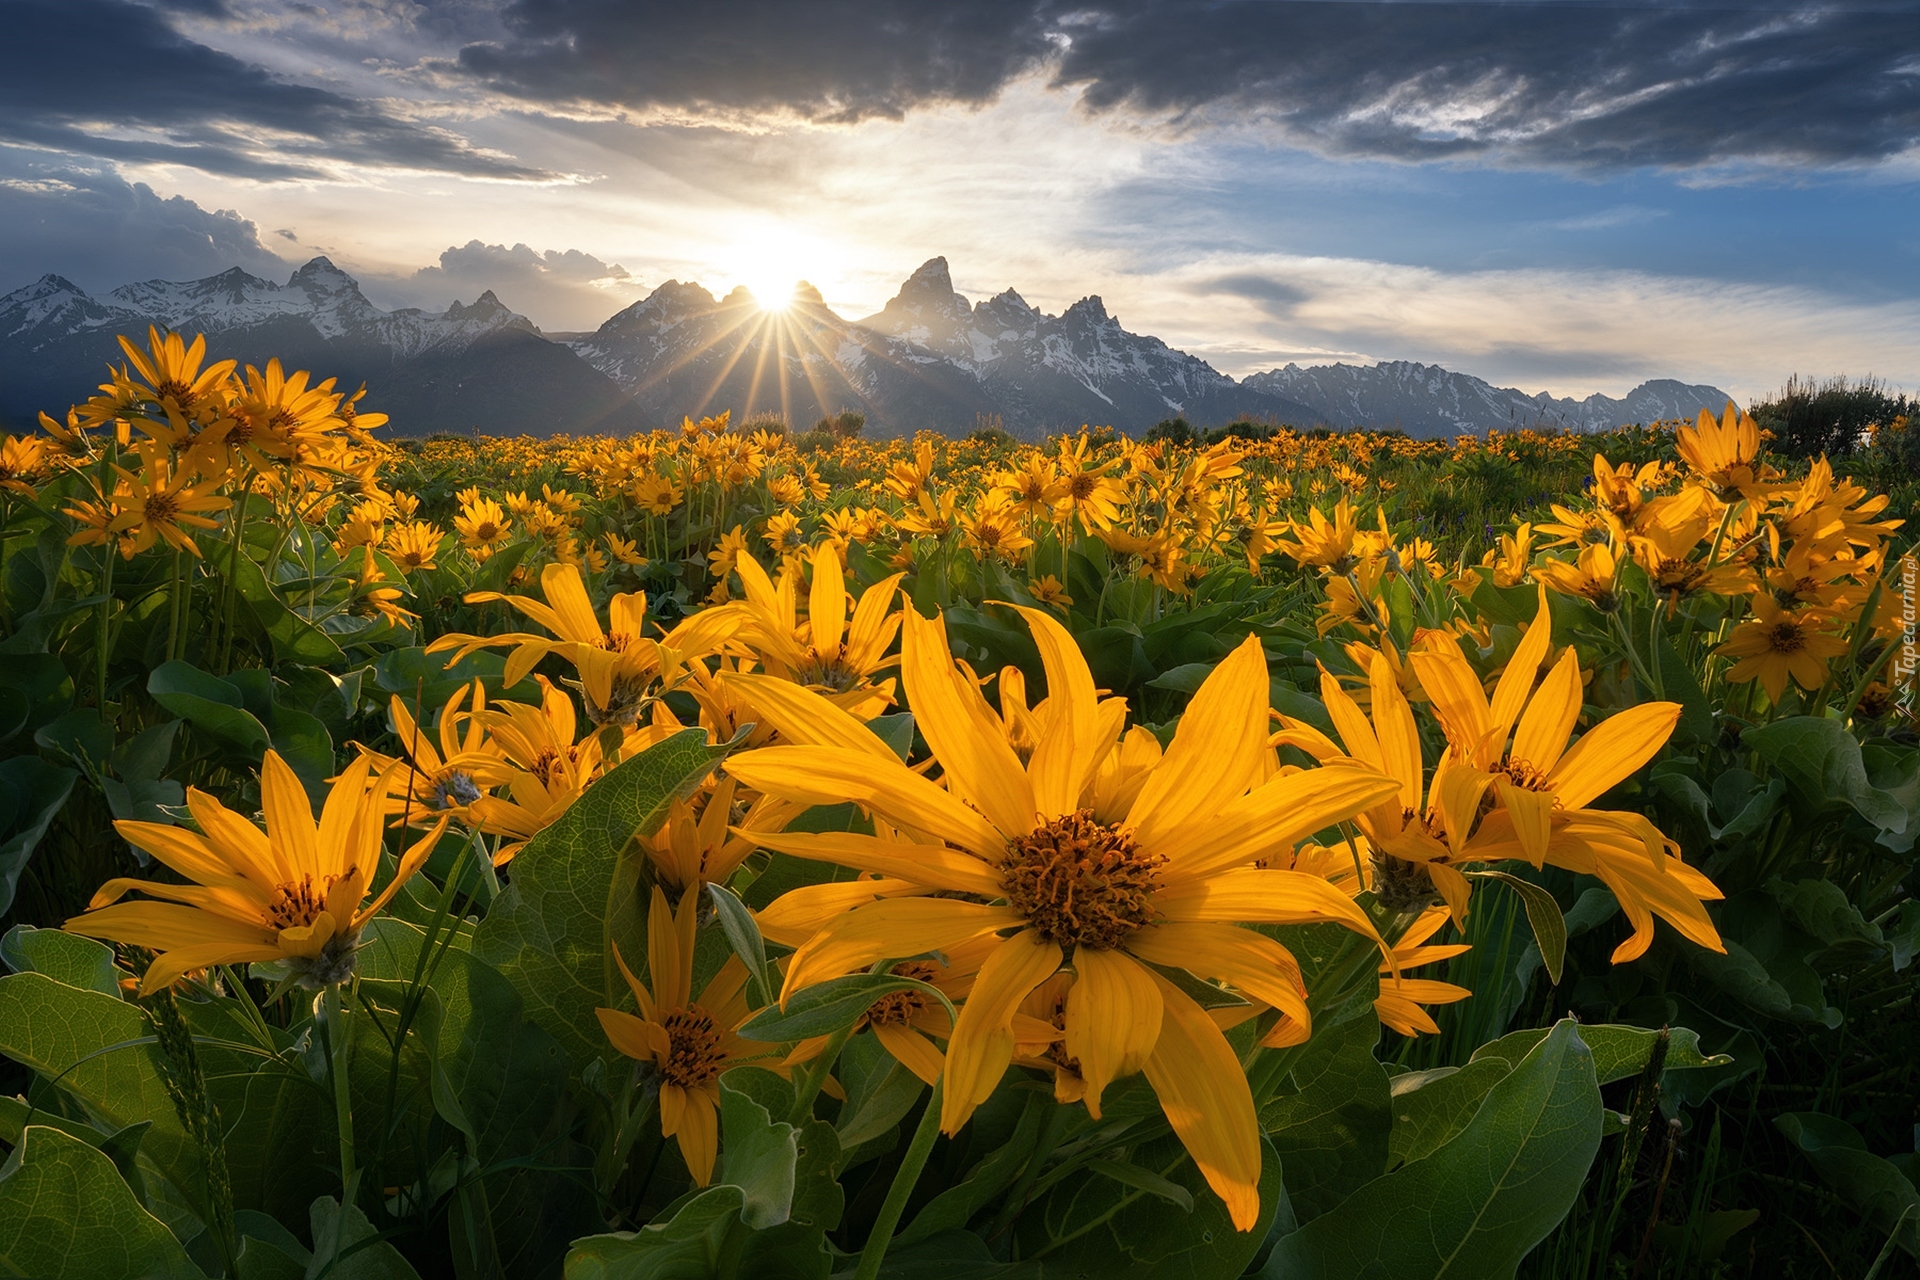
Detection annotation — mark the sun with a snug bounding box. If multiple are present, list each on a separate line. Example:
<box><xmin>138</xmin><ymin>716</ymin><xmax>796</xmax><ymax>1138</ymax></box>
<box><xmin>722</xmin><ymin>224</ymin><xmax>834</xmax><ymax>312</ymax></box>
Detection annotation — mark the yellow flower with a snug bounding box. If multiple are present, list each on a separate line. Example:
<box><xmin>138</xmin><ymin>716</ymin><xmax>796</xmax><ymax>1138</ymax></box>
<box><xmin>726</xmin><ymin>607</ymin><xmax>1400</xmax><ymax>1230</ymax></box>
<box><xmin>107</xmin><ymin>443</ymin><xmax>231</xmax><ymax>558</ymax></box>
<box><xmin>604</xmin><ymin>531</ymin><xmax>647</xmax><ymax>567</ymax></box>
<box><xmin>1534</xmin><ymin>540</ymin><xmax>1622</xmax><ymax>612</ymax></box>
<box><xmin>0</xmin><ymin>434</ymin><xmax>49</xmax><ymax>497</ymax></box>
<box><xmin>595</xmin><ymin>888</ymin><xmax>770</xmax><ymax>1187</ymax></box>
<box><xmin>1027</xmin><ymin>574</ymin><xmax>1072</xmax><ymax>607</ymax></box>
<box><xmin>1715</xmin><ymin>596</ymin><xmax>1851</xmax><ymax>704</ymax></box>
<box><xmin>468</xmin><ymin>677</ymin><xmax>605</xmax><ymax>862</ymax></box>
<box><xmin>116</xmin><ymin>327</ymin><xmax>237</xmax><ymax>430</ymax></box>
<box><xmin>724</xmin><ymin>543</ymin><xmax>905</xmax><ymax>712</ymax></box>
<box><xmin>67</xmin><ymin>750</ymin><xmax>446</xmax><ymax>992</ymax></box>
<box><xmin>455</xmin><ymin>498</ymin><xmax>512</xmax><ymax>557</ymax></box>
<box><xmin>362</xmin><ymin>681</ymin><xmax>511</xmax><ymax>823</ymax></box>
<box><xmin>959</xmin><ymin>492</ymin><xmax>1034</xmax><ymax>563</ymax></box>
<box><xmin>1277</xmin><ymin>498</ymin><xmax>1360</xmax><ymax>571</ymax></box>
<box><xmin>1676</xmin><ymin>401</ymin><xmax>1763</xmax><ymax>498</ymax></box>
<box><xmin>387</xmin><ymin>521</ymin><xmax>444</xmax><ymax>572</ymax></box>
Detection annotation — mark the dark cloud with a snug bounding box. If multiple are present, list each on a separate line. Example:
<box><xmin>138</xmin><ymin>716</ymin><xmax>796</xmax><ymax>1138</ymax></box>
<box><xmin>397</xmin><ymin>240</ymin><xmax>642</xmax><ymax>330</ymax></box>
<box><xmin>452</xmin><ymin>1</ymin><xmax>1920</xmax><ymax>169</ymax></box>
<box><xmin>1202</xmin><ymin>274</ymin><xmax>1310</xmax><ymax>314</ymax></box>
<box><xmin>1050</xmin><ymin>2</ymin><xmax>1920</xmax><ymax>169</ymax></box>
<box><xmin>454</xmin><ymin>0</ymin><xmax>1054</xmax><ymax>122</ymax></box>
<box><xmin>0</xmin><ymin>163</ymin><xmax>292</xmax><ymax>291</ymax></box>
<box><xmin>3</xmin><ymin>0</ymin><xmax>552</xmax><ymax>181</ymax></box>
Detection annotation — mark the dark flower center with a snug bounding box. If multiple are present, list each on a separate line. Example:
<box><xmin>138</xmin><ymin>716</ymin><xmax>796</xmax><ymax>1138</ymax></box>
<box><xmin>1002</xmin><ymin>810</ymin><xmax>1163</xmax><ymax>951</ymax></box>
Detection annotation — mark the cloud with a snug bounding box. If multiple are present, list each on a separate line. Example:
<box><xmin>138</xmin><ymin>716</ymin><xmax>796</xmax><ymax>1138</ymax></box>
<box><xmin>398</xmin><ymin>240</ymin><xmax>646</xmax><ymax>330</ymax></box>
<box><xmin>454</xmin><ymin>0</ymin><xmax>1056</xmax><ymax>123</ymax></box>
<box><xmin>2</xmin><ymin>0</ymin><xmax>554</xmax><ymax>181</ymax></box>
<box><xmin>1142</xmin><ymin>253</ymin><xmax>1920</xmax><ymax>401</ymax></box>
<box><xmin>450</xmin><ymin>1</ymin><xmax>1920</xmax><ymax>171</ymax></box>
<box><xmin>0</xmin><ymin>162</ymin><xmax>292</xmax><ymax>292</ymax></box>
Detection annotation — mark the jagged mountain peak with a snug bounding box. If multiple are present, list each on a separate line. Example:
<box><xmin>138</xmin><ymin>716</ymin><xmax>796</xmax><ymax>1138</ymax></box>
<box><xmin>289</xmin><ymin>256</ymin><xmax>356</xmax><ymax>291</ymax></box>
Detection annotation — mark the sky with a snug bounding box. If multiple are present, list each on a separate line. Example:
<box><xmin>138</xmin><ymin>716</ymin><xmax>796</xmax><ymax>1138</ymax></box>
<box><xmin>2</xmin><ymin>0</ymin><xmax>1917</xmax><ymax>401</ymax></box>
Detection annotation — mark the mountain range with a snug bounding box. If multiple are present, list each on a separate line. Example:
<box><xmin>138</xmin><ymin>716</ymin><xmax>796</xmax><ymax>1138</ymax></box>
<box><xmin>0</xmin><ymin>256</ymin><xmax>1733</xmax><ymax>440</ymax></box>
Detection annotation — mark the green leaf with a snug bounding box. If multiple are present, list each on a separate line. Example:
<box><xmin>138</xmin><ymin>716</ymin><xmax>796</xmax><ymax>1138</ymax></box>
<box><xmin>833</xmin><ymin>1034</ymin><xmax>927</xmax><ymax>1150</ymax></box>
<box><xmin>1386</xmin><ymin>1059</ymin><xmax>1514</xmax><ymax>1169</ymax></box>
<box><xmin>895</xmin><ymin>1093</ymin><xmax>1045</xmax><ymax>1248</ymax></box>
<box><xmin>472</xmin><ymin>728</ymin><xmax>738</xmax><ymax>1069</ymax></box>
<box><xmin>1776</xmin><ymin>1113</ymin><xmax>1919</xmax><ymax>1257</ymax></box>
<box><xmin>737</xmin><ymin>974</ymin><xmax>940</xmax><ymax>1043</ymax></box>
<box><xmin>0</xmin><ymin>972</ymin><xmax>336</xmax><ymax>1228</ymax></box>
<box><xmin>1744</xmin><ymin>716</ymin><xmax>1915</xmax><ymax>844</ymax></box>
<box><xmin>1084</xmin><ymin>1157</ymin><xmax>1195</xmax><ymax>1211</ymax></box>
<box><xmin>225</xmin><ymin>549</ymin><xmax>347</xmax><ymax>666</ymax></box>
<box><xmin>0</xmin><ymin>652</ymin><xmax>75</xmax><ymax>743</ymax></box>
<box><xmin>1464</xmin><ymin>870</ymin><xmax>1567</xmax><ymax>985</ymax></box>
<box><xmin>1018</xmin><ymin>1132</ymin><xmax>1282</xmax><ymax>1280</ymax></box>
<box><xmin>0</xmin><ymin>1125</ymin><xmax>207</xmax><ymax>1280</ymax></box>
<box><xmin>707</xmin><ymin>884</ymin><xmax>773</xmax><ymax>1008</ymax></box>
<box><xmin>371</xmin><ymin>646</ymin><xmax>537</xmax><ymax>721</ymax></box>
<box><xmin>1259</xmin><ymin>1009</ymin><xmax>1392</xmax><ymax>1222</ymax></box>
<box><xmin>147</xmin><ymin>661</ymin><xmax>271</xmax><ymax>754</ymax></box>
<box><xmin>868</xmin><ymin>1232</ymin><xmax>1043</xmax><ymax>1278</ymax></box>
<box><xmin>1266</xmin><ymin>1019</ymin><xmax>1601</xmax><ymax>1280</ymax></box>
<box><xmin>1650</xmin><ymin>630</ymin><xmax>1714</xmax><ymax>745</ymax></box>
<box><xmin>34</xmin><ymin>707</ymin><xmax>114</xmax><ymax>770</ymax></box>
<box><xmin>307</xmin><ymin>1194</ymin><xmax>424</xmax><ymax>1279</ymax></box>
<box><xmin>0</xmin><ymin>756</ymin><xmax>78</xmax><ymax>917</ymax></box>
<box><xmin>0</xmin><ymin>924</ymin><xmax>124</xmax><ymax>995</ymax></box>
<box><xmin>563</xmin><ymin>1184</ymin><xmax>746</xmax><ymax>1280</ymax></box>
<box><xmin>717</xmin><ymin>1077</ymin><xmax>798</xmax><ymax>1229</ymax></box>
<box><xmin>1770</xmin><ymin>877</ymin><xmax>1884</xmax><ymax>950</ymax></box>
<box><xmin>1469</xmin><ymin>1023</ymin><xmax>1729</xmax><ymax>1085</ymax></box>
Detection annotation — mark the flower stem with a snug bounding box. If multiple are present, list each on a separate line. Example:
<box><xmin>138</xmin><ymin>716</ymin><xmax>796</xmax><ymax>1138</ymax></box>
<box><xmin>785</xmin><ymin>1020</ymin><xmax>855</xmax><ymax>1125</ymax></box>
<box><xmin>853</xmin><ymin>1078</ymin><xmax>943</xmax><ymax>1280</ymax></box>
<box><xmin>322</xmin><ymin>980</ymin><xmax>357</xmax><ymax>1201</ymax></box>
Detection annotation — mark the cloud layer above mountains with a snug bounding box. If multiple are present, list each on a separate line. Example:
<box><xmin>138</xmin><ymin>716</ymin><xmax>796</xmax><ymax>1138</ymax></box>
<box><xmin>456</xmin><ymin>0</ymin><xmax>1920</xmax><ymax>168</ymax></box>
<box><xmin>0</xmin><ymin>0</ymin><xmax>1914</xmax><ymax>400</ymax></box>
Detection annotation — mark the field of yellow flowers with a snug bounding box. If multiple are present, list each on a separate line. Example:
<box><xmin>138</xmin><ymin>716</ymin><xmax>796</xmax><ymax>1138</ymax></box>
<box><xmin>0</xmin><ymin>328</ymin><xmax>1915</xmax><ymax>1279</ymax></box>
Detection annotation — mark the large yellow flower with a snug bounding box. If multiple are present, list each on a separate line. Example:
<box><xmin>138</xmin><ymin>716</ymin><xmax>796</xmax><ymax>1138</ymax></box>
<box><xmin>725</xmin><ymin>607</ymin><xmax>1400</xmax><ymax>1230</ymax></box>
<box><xmin>724</xmin><ymin>543</ymin><xmax>904</xmax><ymax>715</ymax></box>
<box><xmin>596</xmin><ymin>887</ymin><xmax>771</xmax><ymax>1187</ymax></box>
<box><xmin>430</xmin><ymin>562</ymin><xmax>732</xmax><ymax>726</ymax></box>
<box><xmin>1676</xmin><ymin>402</ymin><xmax>1765</xmax><ymax>499</ymax></box>
<box><xmin>1715</xmin><ymin>595</ymin><xmax>1851</xmax><ymax>704</ymax></box>
<box><xmin>67</xmin><ymin>751</ymin><xmax>446</xmax><ymax>992</ymax></box>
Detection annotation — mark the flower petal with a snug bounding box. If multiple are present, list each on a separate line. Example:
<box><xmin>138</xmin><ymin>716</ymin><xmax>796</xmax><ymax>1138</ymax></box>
<box><xmin>726</xmin><ymin>745</ymin><xmax>1005</xmax><ymax>859</ymax></box>
<box><xmin>743</xmin><ymin>829</ymin><xmax>1005</xmax><ymax>898</ymax></box>
<box><xmin>901</xmin><ymin>608</ymin><xmax>1035</xmax><ymax>839</ymax></box>
<box><xmin>1141</xmin><ymin>969</ymin><xmax>1263</xmax><ymax>1232</ymax></box>
<box><xmin>1063</xmin><ymin>948</ymin><xmax>1163</xmax><ymax>1118</ymax></box>
<box><xmin>1547</xmin><ymin>702</ymin><xmax>1681</xmax><ymax>810</ymax></box>
<box><xmin>1125</xmin><ymin>634</ymin><xmax>1269</xmax><ymax>850</ymax></box>
<box><xmin>783</xmin><ymin>899</ymin><xmax>1022</xmax><ymax>999</ymax></box>
<box><xmin>1511</xmin><ymin>649</ymin><xmax>1582</xmax><ymax>775</ymax></box>
<box><xmin>940</xmin><ymin>929</ymin><xmax>1061</xmax><ymax>1134</ymax></box>
<box><xmin>873</xmin><ymin>1022</ymin><xmax>946</xmax><ymax>1087</ymax></box>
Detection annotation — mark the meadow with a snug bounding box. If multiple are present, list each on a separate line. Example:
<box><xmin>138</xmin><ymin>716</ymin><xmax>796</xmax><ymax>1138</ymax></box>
<box><xmin>0</xmin><ymin>328</ymin><xmax>1914</xmax><ymax>1280</ymax></box>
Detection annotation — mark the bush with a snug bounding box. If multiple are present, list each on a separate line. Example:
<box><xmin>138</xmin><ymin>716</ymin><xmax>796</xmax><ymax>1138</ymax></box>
<box><xmin>1748</xmin><ymin>373</ymin><xmax>1912</xmax><ymax>459</ymax></box>
<box><xmin>738</xmin><ymin>410</ymin><xmax>789</xmax><ymax>436</ymax></box>
<box><xmin>1146</xmin><ymin>416</ymin><xmax>1195</xmax><ymax>445</ymax></box>
<box><xmin>812</xmin><ymin>410</ymin><xmax>866</xmax><ymax>439</ymax></box>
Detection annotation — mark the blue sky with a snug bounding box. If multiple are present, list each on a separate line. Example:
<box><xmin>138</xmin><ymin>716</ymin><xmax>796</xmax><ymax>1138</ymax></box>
<box><xmin>2</xmin><ymin>0</ymin><xmax>1916</xmax><ymax>401</ymax></box>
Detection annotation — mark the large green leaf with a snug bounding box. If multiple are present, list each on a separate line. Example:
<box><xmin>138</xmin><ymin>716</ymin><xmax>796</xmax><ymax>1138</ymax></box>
<box><xmin>717</xmin><ymin>1077</ymin><xmax>798</xmax><ymax>1230</ymax></box>
<box><xmin>1385</xmin><ymin>1059</ymin><xmax>1515</xmax><ymax>1170</ymax></box>
<box><xmin>1776</xmin><ymin>1113</ymin><xmax>1919</xmax><ymax>1257</ymax></box>
<box><xmin>1259</xmin><ymin>1009</ymin><xmax>1392</xmax><ymax>1222</ymax></box>
<box><xmin>0</xmin><ymin>755</ymin><xmax>78</xmax><ymax>917</ymax></box>
<box><xmin>0</xmin><ymin>1125</ymin><xmax>207</xmax><ymax>1280</ymax></box>
<box><xmin>147</xmin><ymin>661</ymin><xmax>271</xmax><ymax>754</ymax></box>
<box><xmin>224</xmin><ymin>547</ymin><xmax>347</xmax><ymax>666</ymax></box>
<box><xmin>0</xmin><ymin>924</ymin><xmax>123</xmax><ymax>995</ymax></box>
<box><xmin>1265</xmin><ymin>1018</ymin><xmax>1601</xmax><ymax>1279</ymax></box>
<box><xmin>0</xmin><ymin>971</ymin><xmax>335</xmax><ymax>1227</ymax></box>
<box><xmin>472</xmin><ymin>729</ymin><xmax>738</xmax><ymax>1069</ymax></box>
<box><xmin>1468</xmin><ymin>1022</ymin><xmax>1729</xmax><ymax>1085</ymax></box>
<box><xmin>1016</xmin><ymin>1132</ymin><xmax>1283</xmax><ymax>1280</ymax></box>
<box><xmin>563</xmin><ymin>1184</ymin><xmax>745</xmax><ymax>1280</ymax></box>
<box><xmin>357</xmin><ymin>919</ymin><xmax>596</xmax><ymax>1271</ymax></box>
<box><xmin>1744</xmin><ymin>716</ymin><xmax>1915</xmax><ymax>847</ymax></box>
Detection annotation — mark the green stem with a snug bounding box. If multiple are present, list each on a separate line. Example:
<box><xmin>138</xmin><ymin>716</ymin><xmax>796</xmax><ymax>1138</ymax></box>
<box><xmin>786</xmin><ymin>1020</ymin><xmax>856</xmax><ymax>1125</ymax></box>
<box><xmin>215</xmin><ymin>470</ymin><xmax>255</xmax><ymax>675</ymax></box>
<box><xmin>852</xmin><ymin>1078</ymin><xmax>943</xmax><ymax>1280</ymax></box>
<box><xmin>322</xmin><ymin>981</ymin><xmax>357</xmax><ymax>1201</ymax></box>
<box><xmin>93</xmin><ymin>435</ymin><xmax>120</xmax><ymax>713</ymax></box>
